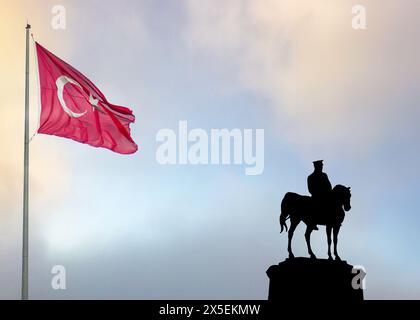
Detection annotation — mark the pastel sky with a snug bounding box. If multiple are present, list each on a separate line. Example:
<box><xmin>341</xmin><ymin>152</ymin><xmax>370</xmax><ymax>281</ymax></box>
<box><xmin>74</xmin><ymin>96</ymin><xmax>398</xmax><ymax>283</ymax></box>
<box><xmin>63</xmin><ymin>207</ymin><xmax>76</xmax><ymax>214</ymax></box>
<box><xmin>1</xmin><ymin>0</ymin><xmax>420</xmax><ymax>299</ymax></box>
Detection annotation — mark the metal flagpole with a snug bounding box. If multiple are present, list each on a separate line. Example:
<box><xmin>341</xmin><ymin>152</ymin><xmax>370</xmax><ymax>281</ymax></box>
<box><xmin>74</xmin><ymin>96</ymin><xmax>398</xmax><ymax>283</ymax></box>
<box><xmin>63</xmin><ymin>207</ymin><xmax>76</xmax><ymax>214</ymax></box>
<box><xmin>22</xmin><ymin>23</ymin><xmax>31</xmax><ymax>300</ymax></box>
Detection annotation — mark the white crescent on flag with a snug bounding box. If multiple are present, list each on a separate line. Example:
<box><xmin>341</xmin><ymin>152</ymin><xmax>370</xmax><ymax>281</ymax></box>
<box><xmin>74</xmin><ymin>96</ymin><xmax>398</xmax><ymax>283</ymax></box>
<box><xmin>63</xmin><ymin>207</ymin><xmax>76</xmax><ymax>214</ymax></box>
<box><xmin>56</xmin><ymin>75</ymin><xmax>87</xmax><ymax>118</ymax></box>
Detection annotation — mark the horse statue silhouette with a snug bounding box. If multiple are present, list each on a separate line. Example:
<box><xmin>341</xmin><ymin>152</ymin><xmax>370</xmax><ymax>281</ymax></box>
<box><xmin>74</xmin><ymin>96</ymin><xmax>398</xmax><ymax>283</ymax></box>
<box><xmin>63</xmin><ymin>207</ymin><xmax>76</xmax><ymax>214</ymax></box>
<box><xmin>279</xmin><ymin>184</ymin><xmax>352</xmax><ymax>260</ymax></box>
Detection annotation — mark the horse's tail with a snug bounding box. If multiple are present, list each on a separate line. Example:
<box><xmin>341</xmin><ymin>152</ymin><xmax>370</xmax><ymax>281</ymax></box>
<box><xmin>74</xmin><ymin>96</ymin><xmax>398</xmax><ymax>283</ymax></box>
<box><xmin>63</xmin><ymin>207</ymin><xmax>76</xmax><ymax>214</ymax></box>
<box><xmin>280</xmin><ymin>193</ymin><xmax>292</xmax><ymax>233</ymax></box>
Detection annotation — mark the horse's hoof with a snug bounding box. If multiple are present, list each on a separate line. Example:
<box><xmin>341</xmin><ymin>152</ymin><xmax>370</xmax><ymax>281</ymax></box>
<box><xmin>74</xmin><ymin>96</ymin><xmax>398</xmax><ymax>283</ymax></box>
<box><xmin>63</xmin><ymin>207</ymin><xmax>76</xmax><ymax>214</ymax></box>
<box><xmin>310</xmin><ymin>254</ymin><xmax>317</xmax><ymax>259</ymax></box>
<box><xmin>328</xmin><ymin>256</ymin><xmax>333</xmax><ymax>261</ymax></box>
<box><xmin>335</xmin><ymin>256</ymin><xmax>342</xmax><ymax>261</ymax></box>
<box><xmin>288</xmin><ymin>253</ymin><xmax>295</xmax><ymax>259</ymax></box>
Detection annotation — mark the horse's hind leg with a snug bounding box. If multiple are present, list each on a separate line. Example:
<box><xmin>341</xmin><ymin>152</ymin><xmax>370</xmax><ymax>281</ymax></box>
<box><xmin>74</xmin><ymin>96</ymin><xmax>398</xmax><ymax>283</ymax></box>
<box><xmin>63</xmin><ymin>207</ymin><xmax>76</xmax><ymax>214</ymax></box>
<box><xmin>333</xmin><ymin>225</ymin><xmax>341</xmax><ymax>261</ymax></box>
<box><xmin>305</xmin><ymin>226</ymin><xmax>316</xmax><ymax>259</ymax></box>
<box><xmin>287</xmin><ymin>218</ymin><xmax>299</xmax><ymax>259</ymax></box>
<box><xmin>326</xmin><ymin>225</ymin><xmax>333</xmax><ymax>260</ymax></box>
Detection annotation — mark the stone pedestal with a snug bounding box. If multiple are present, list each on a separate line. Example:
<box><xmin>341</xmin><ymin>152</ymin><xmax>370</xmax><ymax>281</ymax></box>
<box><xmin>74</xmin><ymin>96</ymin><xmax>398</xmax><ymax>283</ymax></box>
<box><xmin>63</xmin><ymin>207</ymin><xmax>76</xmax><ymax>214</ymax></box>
<box><xmin>266</xmin><ymin>257</ymin><xmax>364</xmax><ymax>302</ymax></box>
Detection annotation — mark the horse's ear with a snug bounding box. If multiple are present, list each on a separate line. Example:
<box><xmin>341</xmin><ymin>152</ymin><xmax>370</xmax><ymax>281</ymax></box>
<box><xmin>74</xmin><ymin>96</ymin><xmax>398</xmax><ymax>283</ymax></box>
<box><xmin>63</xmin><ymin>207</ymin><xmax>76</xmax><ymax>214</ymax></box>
<box><xmin>348</xmin><ymin>187</ymin><xmax>351</xmax><ymax>190</ymax></box>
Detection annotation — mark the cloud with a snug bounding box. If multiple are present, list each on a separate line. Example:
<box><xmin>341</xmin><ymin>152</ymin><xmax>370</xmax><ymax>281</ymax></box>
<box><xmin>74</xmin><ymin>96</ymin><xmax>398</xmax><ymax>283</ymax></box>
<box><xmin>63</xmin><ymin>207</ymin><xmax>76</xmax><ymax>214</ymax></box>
<box><xmin>184</xmin><ymin>0</ymin><xmax>420</xmax><ymax>157</ymax></box>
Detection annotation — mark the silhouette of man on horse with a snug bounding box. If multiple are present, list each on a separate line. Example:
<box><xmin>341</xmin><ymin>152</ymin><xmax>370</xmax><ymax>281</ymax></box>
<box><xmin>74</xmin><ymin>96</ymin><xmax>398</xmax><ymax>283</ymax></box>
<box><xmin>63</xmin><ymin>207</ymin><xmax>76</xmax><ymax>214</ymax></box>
<box><xmin>279</xmin><ymin>160</ymin><xmax>352</xmax><ymax>260</ymax></box>
<box><xmin>307</xmin><ymin>160</ymin><xmax>332</xmax><ymax>231</ymax></box>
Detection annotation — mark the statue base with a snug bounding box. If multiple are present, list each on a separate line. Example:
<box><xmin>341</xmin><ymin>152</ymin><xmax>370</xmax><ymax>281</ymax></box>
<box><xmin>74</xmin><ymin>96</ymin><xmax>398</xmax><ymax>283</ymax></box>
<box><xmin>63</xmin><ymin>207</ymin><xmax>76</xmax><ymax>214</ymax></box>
<box><xmin>266</xmin><ymin>257</ymin><xmax>364</xmax><ymax>302</ymax></box>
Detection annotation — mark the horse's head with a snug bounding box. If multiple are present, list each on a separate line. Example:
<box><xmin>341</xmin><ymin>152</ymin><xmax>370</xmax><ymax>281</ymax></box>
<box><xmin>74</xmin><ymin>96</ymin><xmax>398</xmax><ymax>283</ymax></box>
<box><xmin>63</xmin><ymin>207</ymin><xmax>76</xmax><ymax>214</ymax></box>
<box><xmin>333</xmin><ymin>184</ymin><xmax>352</xmax><ymax>212</ymax></box>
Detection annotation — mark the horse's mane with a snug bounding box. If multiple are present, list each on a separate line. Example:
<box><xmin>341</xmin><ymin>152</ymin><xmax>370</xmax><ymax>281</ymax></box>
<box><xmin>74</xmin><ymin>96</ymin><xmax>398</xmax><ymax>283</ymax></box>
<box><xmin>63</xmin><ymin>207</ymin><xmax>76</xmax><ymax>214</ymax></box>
<box><xmin>333</xmin><ymin>184</ymin><xmax>346</xmax><ymax>191</ymax></box>
<box><xmin>332</xmin><ymin>184</ymin><xmax>350</xmax><ymax>194</ymax></box>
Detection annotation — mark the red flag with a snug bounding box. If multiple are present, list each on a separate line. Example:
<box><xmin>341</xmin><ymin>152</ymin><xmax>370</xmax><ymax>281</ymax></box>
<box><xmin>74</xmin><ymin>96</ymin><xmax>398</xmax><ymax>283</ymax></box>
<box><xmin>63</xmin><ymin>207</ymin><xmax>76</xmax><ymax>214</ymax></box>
<box><xmin>35</xmin><ymin>42</ymin><xmax>138</xmax><ymax>154</ymax></box>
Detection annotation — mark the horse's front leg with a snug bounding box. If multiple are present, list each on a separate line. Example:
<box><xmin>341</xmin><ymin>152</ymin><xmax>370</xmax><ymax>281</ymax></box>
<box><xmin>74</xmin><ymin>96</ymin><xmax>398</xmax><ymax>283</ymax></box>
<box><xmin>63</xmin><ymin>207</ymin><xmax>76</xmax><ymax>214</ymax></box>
<box><xmin>326</xmin><ymin>225</ymin><xmax>333</xmax><ymax>260</ymax></box>
<box><xmin>333</xmin><ymin>225</ymin><xmax>341</xmax><ymax>261</ymax></box>
<box><xmin>305</xmin><ymin>226</ymin><xmax>316</xmax><ymax>259</ymax></box>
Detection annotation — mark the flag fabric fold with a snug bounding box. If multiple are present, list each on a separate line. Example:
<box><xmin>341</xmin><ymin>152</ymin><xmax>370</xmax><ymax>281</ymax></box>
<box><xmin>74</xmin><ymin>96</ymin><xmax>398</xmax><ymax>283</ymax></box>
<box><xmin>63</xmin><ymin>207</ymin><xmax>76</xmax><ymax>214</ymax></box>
<box><xmin>35</xmin><ymin>42</ymin><xmax>138</xmax><ymax>154</ymax></box>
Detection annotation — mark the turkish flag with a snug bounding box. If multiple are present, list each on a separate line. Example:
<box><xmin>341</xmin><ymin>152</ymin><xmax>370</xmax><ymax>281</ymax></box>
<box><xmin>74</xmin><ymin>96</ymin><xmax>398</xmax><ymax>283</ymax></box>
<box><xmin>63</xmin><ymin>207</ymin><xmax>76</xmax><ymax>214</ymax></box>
<box><xmin>35</xmin><ymin>42</ymin><xmax>138</xmax><ymax>154</ymax></box>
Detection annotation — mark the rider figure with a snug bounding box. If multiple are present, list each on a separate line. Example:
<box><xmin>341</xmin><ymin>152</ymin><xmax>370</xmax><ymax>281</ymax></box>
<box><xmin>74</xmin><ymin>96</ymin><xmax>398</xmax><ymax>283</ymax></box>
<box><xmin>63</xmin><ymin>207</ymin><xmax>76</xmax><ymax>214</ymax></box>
<box><xmin>307</xmin><ymin>160</ymin><xmax>332</xmax><ymax>231</ymax></box>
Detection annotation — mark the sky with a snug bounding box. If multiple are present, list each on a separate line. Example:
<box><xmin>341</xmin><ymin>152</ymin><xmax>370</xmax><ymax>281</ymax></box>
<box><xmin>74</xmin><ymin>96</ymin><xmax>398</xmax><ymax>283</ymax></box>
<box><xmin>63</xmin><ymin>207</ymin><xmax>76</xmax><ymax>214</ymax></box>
<box><xmin>1</xmin><ymin>0</ymin><xmax>420</xmax><ymax>299</ymax></box>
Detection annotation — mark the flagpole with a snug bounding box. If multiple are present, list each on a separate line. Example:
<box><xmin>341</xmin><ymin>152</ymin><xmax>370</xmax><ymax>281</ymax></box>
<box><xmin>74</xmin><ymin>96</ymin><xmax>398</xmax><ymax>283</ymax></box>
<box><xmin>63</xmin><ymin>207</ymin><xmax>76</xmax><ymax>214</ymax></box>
<box><xmin>22</xmin><ymin>22</ymin><xmax>31</xmax><ymax>300</ymax></box>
